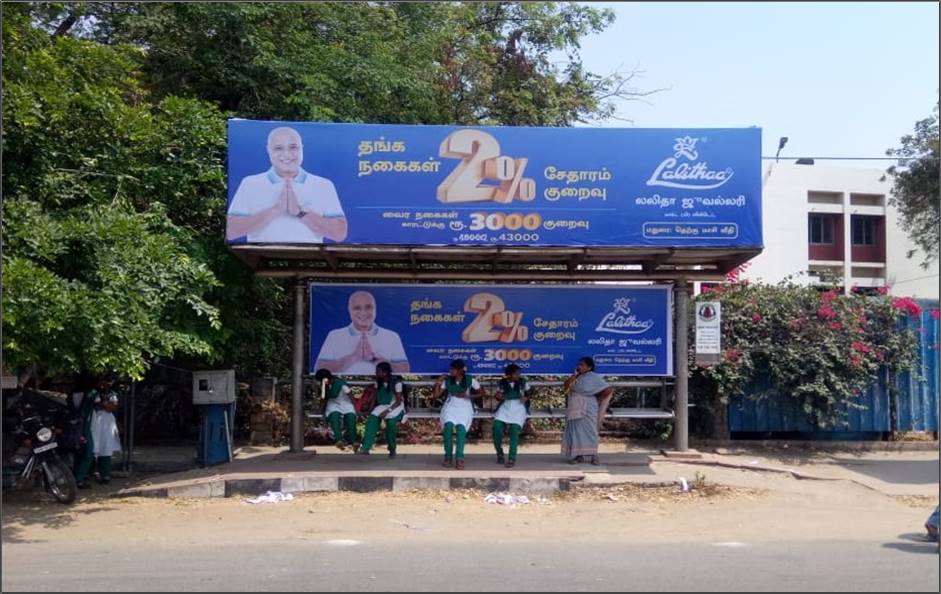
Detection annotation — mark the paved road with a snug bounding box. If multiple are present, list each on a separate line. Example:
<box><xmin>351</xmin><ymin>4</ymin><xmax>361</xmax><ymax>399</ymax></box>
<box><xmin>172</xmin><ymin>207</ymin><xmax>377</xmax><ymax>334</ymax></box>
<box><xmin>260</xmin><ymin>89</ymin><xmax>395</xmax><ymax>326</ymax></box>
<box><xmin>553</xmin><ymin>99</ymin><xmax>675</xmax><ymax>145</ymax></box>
<box><xmin>3</xmin><ymin>538</ymin><xmax>938</xmax><ymax>591</ymax></box>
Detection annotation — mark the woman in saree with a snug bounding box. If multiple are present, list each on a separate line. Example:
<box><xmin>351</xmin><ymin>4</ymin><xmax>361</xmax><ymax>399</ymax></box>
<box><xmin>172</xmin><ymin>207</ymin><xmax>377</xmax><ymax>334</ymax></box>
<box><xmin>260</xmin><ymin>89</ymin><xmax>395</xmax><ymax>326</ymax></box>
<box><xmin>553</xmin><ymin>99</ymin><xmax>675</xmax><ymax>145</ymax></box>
<box><xmin>561</xmin><ymin>356</ymin><xmax>614</xmax><ymax>465</ymax></box>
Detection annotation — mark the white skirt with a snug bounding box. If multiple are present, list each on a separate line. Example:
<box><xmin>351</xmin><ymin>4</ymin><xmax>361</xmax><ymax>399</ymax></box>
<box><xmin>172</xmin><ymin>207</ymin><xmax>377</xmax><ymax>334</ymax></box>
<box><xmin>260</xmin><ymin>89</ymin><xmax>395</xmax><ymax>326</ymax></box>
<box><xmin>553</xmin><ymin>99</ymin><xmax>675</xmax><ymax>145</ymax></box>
<box><xmin>91</xmin><ymin>410</ymin><xmax>122</xmax><ymax>456</ymax></box>
<box><xmin>325</xmin><ymin>394</ymin><xmax>356</xmax><ymax>416</ymax></box>
<box><xmin>494</xmin><ymin>399</ymin><xmax>527</xmax><ymax>427</ymax></box>
<box><xmin>440</xmin><ymin>396</ymin><xmax>474</xmax><ymax>431</ymax></box>
<box><xmin>369</xmin><ymin>401</ymin><xmax>405</xmax><ymax>420</ymax></box>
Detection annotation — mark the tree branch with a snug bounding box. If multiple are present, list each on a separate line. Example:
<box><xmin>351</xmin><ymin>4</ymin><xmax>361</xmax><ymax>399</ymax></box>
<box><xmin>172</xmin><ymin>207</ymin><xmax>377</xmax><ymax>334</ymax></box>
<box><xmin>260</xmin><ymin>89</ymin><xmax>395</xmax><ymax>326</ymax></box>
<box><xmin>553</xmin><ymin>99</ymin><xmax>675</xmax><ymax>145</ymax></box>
<box><xmin>52</xmin><ymin>14</ymin><xmax>78</xmax><ymax>38</ymax></box>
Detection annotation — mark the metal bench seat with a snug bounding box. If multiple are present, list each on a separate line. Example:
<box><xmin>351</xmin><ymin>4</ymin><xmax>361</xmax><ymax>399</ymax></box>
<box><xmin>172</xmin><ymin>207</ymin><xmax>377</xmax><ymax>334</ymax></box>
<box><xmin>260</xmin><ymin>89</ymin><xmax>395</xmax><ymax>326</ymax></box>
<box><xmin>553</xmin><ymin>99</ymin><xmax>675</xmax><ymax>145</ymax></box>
<box><xmin>307</xmin><ymin>406</ymin><xmax>675</xmax><ymax>420</ymax></box>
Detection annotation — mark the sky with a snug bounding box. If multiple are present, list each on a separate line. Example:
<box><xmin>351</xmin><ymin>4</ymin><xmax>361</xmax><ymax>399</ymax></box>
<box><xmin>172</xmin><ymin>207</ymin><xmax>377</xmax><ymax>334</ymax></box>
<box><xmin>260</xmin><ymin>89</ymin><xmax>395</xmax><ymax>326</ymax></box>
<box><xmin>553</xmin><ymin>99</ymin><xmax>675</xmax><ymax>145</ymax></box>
<box><xmin>570</xmin><ymin>2</ymin><xmax>939</xmax><ymax>168</ymax></box>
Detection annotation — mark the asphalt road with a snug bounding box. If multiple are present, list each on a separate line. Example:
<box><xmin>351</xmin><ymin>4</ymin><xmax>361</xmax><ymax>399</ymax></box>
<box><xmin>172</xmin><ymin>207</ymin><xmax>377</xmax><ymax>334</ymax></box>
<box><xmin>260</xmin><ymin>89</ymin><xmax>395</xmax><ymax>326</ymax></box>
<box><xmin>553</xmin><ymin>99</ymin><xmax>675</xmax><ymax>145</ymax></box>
<box><xmin>3</xmin><ymin>538</ymin><xmax>938</xmax><ymax>591</ymax></box>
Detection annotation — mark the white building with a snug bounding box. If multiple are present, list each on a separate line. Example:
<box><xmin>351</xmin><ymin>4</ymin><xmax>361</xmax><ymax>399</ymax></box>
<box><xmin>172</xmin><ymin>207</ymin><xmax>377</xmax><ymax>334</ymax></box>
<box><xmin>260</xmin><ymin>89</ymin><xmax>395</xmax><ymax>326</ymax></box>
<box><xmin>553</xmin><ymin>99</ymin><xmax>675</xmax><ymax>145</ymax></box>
<box><xmin>724</xmin><ymin>162</ymin><xmax>938</xmax><ymax>299</ymax></box>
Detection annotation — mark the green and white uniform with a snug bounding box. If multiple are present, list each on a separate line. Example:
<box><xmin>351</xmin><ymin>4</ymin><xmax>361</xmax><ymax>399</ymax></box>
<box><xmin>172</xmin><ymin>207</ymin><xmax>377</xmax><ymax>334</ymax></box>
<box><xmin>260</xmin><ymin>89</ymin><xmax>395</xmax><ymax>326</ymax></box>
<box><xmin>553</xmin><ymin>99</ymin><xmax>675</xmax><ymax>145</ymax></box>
<box><xmin>439</xmin><ymin>375</ymin><xmax>479</xmax><ymax>462</ymax></box>
<box><xmin>360</xmin><ymin>380</ymin><xmax>405</xmax><ymax>454</ymax></box>
<box><xmin>493</xmin><ymin>378</ymin><xmax>528</xmax><ymax>461</ymax></box>
<box><xmin>494</xmin><ymin>378</ymin><xmax>528</xmax><ymax>427</ymax></box>
<box><xmin>324</xmin><ymin>379</ymin><xmax>357</xmax><ymax>445</ymax></box>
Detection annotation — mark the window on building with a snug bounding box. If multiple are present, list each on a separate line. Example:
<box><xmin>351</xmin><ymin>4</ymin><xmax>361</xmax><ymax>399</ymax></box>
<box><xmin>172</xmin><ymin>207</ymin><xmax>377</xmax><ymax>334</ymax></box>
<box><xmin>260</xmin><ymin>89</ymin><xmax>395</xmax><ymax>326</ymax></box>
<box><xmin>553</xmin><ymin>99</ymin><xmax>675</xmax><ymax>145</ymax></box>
<box><xmin>852</xmin><ymin>217</ymin><xmax>875</xmax><ymax>246</ymax></box>
<box><xmin>808</xmin><ymin>214</ymin><xmax>834</xmax><ymax>244</ymax></box>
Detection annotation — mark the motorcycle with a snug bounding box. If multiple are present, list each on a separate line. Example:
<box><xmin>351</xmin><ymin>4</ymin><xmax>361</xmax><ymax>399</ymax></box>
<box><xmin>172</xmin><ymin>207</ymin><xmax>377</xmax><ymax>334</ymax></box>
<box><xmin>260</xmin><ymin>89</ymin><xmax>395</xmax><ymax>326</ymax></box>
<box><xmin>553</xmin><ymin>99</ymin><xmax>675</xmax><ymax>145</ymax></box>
<box><xmin>2</xmin><ymin>410</ymin><xmax>78</xmax><ymax>504</ymax></box>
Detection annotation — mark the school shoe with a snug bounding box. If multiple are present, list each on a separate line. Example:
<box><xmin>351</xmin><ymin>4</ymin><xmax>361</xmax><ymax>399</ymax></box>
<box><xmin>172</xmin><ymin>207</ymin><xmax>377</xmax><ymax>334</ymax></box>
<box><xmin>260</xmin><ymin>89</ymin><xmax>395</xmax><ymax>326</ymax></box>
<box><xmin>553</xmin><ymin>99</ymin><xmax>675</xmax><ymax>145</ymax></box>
<box><xmin>455</xmin><ymin>459</ymin><xmax>465</xmax><ymax>470</ymax></box>
<box><xmin>388</xmin><ymin>450</ymin><xmax>397</xmax><ymax>459</ymax></box>
<box><xmin>496</xmin><ymin>453</ymin><xmax>505</xmax><ymax>465</ymax></box>
<box><xmin>567</xmin><ymin>456</ymin><xmax>584</xmax><ymax>465</ymax></box>
<box><xmin>505</xmin><ymin>458</ymin><xmax>516</xmax><ymax>468</ymax></box>
<box><xmin>356</xmin><ymin>449</ymin><xmax>370</xmax><ymax>455</ymax></box>
<box><xmin>77</xmin><ymin>480</ymin><xmax>91</xmax><ymax>489</ymax></box>
<box><xmin>442</xmin><ymin>457</ymin><xmax>452</xmax><ymax>468</ymax></box>
<box><xmin>335</xmin><ymin>442</ymin><xmax>347</xmax><ymax>451</ymax></box>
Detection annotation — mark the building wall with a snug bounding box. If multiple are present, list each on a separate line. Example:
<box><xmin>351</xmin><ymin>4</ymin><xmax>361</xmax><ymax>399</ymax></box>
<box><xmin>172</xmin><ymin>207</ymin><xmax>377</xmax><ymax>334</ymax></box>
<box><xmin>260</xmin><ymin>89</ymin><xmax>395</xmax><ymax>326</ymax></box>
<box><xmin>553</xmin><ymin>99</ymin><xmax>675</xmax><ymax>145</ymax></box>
<box><xmin>739</xmin><ymin>163</ymin><xmax>938</xmax><ymax>299</ymax></box>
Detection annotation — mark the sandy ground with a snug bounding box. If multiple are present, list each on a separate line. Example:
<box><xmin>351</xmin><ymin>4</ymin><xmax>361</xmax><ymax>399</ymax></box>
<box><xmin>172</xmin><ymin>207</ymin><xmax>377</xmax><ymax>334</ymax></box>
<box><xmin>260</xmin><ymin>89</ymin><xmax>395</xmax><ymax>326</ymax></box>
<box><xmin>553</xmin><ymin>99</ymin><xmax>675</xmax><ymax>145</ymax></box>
<box><xmin>3</xmin><ymin>469</ymin><xmax>936</xmax><ymax>548</ymax></box>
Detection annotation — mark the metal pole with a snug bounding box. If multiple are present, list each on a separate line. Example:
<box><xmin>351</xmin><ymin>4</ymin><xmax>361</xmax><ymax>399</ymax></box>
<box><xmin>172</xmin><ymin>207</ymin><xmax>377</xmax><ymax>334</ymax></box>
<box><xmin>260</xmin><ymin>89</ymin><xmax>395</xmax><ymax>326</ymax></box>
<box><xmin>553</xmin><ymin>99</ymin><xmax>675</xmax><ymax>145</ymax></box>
<box><xmin>223</xmin><ymin>409</ymin><xmax>234</xmax><ymax>463</ymax></box>
<box><xmin>291</xmin><ymin>281</ymin><xmax>306</xmax><ymax>453</ymax></box>
<box><xmin>674</xmin><ymin>280</ymin><xmax>690</xmax><ymax>452</ymax></box>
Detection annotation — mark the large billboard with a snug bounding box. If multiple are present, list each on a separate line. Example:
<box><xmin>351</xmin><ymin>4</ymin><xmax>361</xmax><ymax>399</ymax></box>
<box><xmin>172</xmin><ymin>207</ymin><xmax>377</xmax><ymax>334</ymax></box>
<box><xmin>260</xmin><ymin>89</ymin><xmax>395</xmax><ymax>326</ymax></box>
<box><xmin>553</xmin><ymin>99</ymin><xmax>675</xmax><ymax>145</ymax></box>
<box><xmin>227</xmin><ymin>120</ymin><xmax>762</xmax><ymax>248</ymax></box>
<box><xmin>309</xmin><ymin>284</ymin><xmax>673</xmax><ymax>376</ymax></box>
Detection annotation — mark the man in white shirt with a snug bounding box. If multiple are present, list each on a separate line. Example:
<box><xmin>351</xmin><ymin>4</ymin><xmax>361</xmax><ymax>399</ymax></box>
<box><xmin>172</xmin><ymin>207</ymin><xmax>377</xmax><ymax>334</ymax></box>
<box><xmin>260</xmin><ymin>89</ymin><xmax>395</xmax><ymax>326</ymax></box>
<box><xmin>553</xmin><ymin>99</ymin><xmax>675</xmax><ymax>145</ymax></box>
<box><xmin>227</xmin><ymin>126</ymin><xmax>348</xmax><ymax>243</ymax></box>
<box><xmin>314</xmin><ymin>291</ymin><xmax>410</xmax><ymax>374</ymax></box>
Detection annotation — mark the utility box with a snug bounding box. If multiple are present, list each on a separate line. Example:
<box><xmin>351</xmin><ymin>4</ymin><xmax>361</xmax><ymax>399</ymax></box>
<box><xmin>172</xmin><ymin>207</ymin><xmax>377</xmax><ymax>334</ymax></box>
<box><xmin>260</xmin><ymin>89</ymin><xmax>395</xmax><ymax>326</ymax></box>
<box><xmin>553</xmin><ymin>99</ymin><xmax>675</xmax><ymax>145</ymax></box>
<box><xmin>192</xmin><ymin>370</ymin><xmax>236</xmax><ymax>405</ymax></box>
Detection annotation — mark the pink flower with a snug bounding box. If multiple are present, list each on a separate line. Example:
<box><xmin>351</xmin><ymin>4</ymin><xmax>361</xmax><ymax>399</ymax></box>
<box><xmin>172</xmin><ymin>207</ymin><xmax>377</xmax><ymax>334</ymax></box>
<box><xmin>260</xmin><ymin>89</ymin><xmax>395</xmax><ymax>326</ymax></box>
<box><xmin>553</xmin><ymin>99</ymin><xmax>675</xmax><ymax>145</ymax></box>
<box><xmin>828</xmin><ymin>321</ymin><xmax>842</xmax><ymax>330</ymax></box>
<box><xmin>850</xmin><ymin>355</ymin><xmax>863</xmax><ymax>368</ymax></box>
<box><xmin>724</xmin><ymin>349</ymin><xmax>741</xmax><ymax>362</ymax></box>
<box><xmin>789</xmin><ymin>319</ymin><xmax>803</xmax><ymax>330</ymax></box>
<box><xmin>931</xmin><ymin>310</ymin><xmax>940</xmax><ymax>320</ymax></box>
<box><xmin>821</xmin><ymin>290</ymin><xmax>839</xmax><ymax>304</ymax></box>
<box><xmin>876</xmin><ymin>286</ymin><xmax>889</xmax><ymax>296</ymax></box>
<box><xmin>752</xmin><ymin>313</ymin><xmax>762</xmax><ymax>322</ymax></box>
<box><xmin>892</xmin><ymin>297</ymin><xmax>922</xmax><ymax>316</ymax></box>
<box><xmin>817</xmin><ymin>305</ymin><xmax>837</xmax><ymax>319</ymax></box>
<box><xmin>851</xmin><ymin>341</ymin><xmax>871</xmax><ymax>353</ymax></box>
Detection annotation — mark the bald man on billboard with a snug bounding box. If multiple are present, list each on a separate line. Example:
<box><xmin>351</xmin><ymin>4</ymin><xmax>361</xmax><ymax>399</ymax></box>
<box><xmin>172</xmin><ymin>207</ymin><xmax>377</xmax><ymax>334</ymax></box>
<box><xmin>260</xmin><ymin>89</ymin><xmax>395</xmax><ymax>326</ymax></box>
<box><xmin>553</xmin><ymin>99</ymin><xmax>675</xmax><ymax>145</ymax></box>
<box><xmin>227</xmin><ymin>126</ymin><xmax>348</xmax><ymax>243</ymax></box>
<box><xmin>315</xmin><ymin>291</ymin><xmax>410</xmax><ymax>375</ymax></box>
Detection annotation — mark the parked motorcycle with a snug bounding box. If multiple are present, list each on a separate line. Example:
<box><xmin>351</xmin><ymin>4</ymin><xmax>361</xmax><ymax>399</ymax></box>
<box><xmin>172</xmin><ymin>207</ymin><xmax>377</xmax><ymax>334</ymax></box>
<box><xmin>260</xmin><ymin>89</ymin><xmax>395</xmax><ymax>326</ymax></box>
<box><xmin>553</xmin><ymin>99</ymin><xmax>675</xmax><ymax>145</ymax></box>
<box><xmin>2</xmin><ymin>410</ymin><xmax>77</xmax><ymax>504</ymax></box>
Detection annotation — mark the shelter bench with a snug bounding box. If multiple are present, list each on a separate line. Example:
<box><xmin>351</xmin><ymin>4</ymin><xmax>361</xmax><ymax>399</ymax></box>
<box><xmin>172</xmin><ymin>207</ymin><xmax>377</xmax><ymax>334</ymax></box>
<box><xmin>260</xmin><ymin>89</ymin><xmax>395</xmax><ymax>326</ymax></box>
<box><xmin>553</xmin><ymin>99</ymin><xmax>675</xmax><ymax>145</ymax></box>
<box><xmin>306</xmin><ymin>377</ymin><xmax>678</xmax><ymax>421</ymax></box>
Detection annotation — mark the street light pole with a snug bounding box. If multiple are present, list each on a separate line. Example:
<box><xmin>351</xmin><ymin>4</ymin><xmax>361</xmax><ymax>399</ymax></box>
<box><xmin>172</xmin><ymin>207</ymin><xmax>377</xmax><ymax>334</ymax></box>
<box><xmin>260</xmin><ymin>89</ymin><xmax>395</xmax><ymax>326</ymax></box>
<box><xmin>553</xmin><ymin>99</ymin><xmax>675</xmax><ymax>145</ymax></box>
<box><xmin>775</xmin><ymin>136</ymin><xmax>789</xmax><ymax>163</ymax></box>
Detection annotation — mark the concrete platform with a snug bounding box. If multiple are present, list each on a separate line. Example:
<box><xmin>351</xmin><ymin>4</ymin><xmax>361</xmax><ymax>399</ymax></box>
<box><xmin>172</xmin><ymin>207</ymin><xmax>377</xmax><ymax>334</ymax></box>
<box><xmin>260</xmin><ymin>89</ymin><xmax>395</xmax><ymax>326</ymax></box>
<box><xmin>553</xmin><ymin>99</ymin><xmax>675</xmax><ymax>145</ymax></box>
<box><xmin>115</xmin><ymin>444</ymin><xmax>657</xmax><ymax>499</ymax></box>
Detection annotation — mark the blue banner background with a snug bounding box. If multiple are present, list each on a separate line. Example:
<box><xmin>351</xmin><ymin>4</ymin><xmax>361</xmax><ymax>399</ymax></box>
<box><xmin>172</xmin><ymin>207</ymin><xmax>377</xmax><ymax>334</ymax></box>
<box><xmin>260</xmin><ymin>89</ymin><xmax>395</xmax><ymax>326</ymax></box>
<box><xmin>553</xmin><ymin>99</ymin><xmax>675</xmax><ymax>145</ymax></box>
<box><xmin>228</xmin><ymin>120</ymin><xmax>762</xmax><ymax>248</ymax></box>
<box><xmin>309</xmin><ymin>284</ymin><xmax>673</xmax><ymax>376</ymax></box>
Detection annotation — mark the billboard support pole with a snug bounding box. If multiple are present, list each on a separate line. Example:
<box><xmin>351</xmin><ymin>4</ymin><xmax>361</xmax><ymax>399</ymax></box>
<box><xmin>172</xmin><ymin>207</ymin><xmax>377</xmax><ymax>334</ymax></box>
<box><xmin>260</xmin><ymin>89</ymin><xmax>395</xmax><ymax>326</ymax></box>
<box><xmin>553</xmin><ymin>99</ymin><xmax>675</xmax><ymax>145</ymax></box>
<box><xmin>291</xmin><ymin>280</ymin><xmax>306</xmax><ymax>453</ymax></box>
<box><xmin>674</xmin><ymin>279</ymin><xmax>690</xmax><ymax>452</ymax></box>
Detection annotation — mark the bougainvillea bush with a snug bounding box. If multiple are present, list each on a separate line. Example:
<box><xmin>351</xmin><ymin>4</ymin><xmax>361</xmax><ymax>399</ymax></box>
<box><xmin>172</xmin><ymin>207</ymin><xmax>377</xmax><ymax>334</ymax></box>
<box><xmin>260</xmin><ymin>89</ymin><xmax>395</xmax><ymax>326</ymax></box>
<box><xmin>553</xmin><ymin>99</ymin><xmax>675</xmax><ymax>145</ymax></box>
<box><xmin>691</xmin><ymin>281</ymin><xmax>924</xmax><ymax>430</ymax></box>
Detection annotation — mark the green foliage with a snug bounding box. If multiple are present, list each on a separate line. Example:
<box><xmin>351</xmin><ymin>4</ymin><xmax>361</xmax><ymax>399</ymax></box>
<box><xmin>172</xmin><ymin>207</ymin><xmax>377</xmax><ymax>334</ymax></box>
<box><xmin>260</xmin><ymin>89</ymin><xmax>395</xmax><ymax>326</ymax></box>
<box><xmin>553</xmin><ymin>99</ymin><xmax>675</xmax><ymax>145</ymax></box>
<box><xmin>690</xmin><ymin>282</ymin><xmax>921</xmax><ymax>429</ymax></box>
<box><xmin>2</xmin><ymin>2</ymin><xmax>646</xmax><ymax>382</ymax></box>
<box><xmin>44</xmin><ymin>2</ymin><xmax>642</xmax><ymax>126</ymax></box>
<box><xmin>886</xmin><ymin>101</ymin><xmax>940</xmax><ymax>268</ymax></box>
<box><xmin>2</xmin><ymin>200</ymin><xmax>219</xmax><ymax>378</ymax></box>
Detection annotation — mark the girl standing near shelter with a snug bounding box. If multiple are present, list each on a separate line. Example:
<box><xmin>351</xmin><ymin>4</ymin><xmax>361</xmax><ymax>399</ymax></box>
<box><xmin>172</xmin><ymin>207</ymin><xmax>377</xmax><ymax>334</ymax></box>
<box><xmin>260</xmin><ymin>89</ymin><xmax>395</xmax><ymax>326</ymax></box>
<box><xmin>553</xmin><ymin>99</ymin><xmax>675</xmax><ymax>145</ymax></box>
<box><xmin>434</xmin><ymin>359</ymin><xmax>481</xmax><ymax>470</ymax></box>
<box><xmin>357</xmin><ymin>362</ymin><xmax>405</xmax><ymax>458</ymax></box>
<box><xmin>492</xmin><ymin>364</ymin><xmax>529</xmax><ymax>468</ymax></box>
<box><xmin>315</xmin><ymin>369</ymin><xmax>358</xmax><ymax>450</ymax></box>
<box><xmin>561</xmin><ymin>357</ymin><xmax>614</xmax><ymax>466</ymax></box>
<box><xmin>90</xmin><ymin>376</ymin><xmax>122</xmax><ymax>483</ymax></box>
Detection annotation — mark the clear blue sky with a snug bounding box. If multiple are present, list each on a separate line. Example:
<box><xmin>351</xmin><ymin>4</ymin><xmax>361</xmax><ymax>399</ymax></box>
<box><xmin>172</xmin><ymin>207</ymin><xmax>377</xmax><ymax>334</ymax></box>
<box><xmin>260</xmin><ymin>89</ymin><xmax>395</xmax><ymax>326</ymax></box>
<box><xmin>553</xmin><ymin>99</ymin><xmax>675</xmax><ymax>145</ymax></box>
<box><xmin>571</xmin><ymin>2</ymin><xmax>939</xmax><ymax>167</ymax></box>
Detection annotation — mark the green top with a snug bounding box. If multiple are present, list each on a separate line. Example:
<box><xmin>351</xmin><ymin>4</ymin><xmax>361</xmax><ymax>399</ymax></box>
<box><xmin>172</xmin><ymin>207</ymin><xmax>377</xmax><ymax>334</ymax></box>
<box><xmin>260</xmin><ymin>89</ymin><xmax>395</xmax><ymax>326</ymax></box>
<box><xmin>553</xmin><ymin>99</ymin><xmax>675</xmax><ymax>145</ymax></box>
<box><xmin>375</xmin><ymin>381</ymin><xmax>400</xmax><ymax>406</ymax></box>
<box><xmin>446</xmin><ymin>375</ymin><xmax>475</xmax><ymax>396</ymax></box>
<box><xmin>499</xmin><ymin>378</ymin><xmax>527</xmax><ymax>400</ymax></box>
<box><xmin>326</xmin><ymin>379</ymin><xmax>347</xmax><ymax>400</ymax></box>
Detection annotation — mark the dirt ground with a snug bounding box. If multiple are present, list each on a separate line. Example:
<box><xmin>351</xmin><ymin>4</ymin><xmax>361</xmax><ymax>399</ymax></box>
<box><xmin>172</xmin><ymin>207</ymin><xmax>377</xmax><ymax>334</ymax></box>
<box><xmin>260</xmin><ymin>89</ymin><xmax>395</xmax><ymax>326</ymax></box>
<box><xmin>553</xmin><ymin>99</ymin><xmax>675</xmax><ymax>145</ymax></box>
<box><xmin>3</xmin><ymin>470</ymin><xmax>936</xmax><ymax>548</ymax></box>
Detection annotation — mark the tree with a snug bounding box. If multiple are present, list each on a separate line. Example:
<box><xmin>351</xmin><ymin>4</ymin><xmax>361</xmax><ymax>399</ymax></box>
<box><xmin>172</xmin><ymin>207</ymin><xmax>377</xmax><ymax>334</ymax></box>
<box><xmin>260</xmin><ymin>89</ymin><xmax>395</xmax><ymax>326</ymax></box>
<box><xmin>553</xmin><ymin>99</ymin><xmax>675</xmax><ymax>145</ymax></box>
<box><xmin>886</xmin><ymin>101</ymin><xmax>940</xmax><ymax>268</ymax></box>
<box><xmin>4</xmin><ymin>2</ymin><xmax>656</xmax><ymax>381</ymax></box>
<box><xmin>2</xmin><ymin>6</ymin><xmax>222</xmax><ymax>378</ymax></box>
<box><xmin>37</xmin><ymin>2</ymin><xmax>655</xmax><ymax>126</ymax></box>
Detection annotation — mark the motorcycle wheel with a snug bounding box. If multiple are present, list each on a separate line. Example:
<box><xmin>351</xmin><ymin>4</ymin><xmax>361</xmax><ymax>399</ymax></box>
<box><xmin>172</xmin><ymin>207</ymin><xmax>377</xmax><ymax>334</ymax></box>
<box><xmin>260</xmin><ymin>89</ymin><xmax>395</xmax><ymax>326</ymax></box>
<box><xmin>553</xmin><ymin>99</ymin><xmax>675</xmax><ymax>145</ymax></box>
<box><xmin>43</xmin><ymin>459</ymin><xmax>77</xmax><ymax>504</ymax></box>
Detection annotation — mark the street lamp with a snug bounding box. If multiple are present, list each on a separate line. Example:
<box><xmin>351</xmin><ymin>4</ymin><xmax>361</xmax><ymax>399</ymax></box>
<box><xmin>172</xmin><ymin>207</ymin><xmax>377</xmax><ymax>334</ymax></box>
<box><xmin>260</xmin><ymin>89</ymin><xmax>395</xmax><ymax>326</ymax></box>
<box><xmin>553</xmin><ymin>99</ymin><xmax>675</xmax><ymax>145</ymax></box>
<box><xmin>775</xmin><ymin>136</ymin><xmax>789</xmax><ymax>163</ymax></box>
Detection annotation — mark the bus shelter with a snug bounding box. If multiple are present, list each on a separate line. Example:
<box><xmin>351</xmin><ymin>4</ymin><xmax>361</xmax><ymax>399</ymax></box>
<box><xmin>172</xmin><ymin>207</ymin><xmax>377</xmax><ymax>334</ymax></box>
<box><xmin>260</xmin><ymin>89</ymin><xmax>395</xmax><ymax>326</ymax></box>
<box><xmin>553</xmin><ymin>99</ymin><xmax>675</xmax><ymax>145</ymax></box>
<box><xmin>226</xmin><ymin>120</ymin><xmax>763</xmax><ymax>453</ymax></box>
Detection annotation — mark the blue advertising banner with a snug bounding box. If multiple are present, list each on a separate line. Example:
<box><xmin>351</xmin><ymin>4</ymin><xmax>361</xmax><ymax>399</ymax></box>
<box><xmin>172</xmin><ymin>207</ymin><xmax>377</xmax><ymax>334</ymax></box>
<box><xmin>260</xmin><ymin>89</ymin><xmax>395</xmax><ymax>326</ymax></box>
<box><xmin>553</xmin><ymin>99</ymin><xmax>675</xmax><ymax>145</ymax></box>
<box><xmin>227</xmin><ymin>120</ymin><xmax>762</xmax><ymax>248</ymax></box>
<box><xmin>309</xmin><ymin>284</ymin><xmax>673</xmax><ymax>376</ymax></box>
